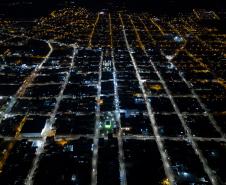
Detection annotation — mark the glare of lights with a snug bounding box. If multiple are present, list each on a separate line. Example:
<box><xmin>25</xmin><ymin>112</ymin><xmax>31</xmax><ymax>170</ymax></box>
<box><xmin>161</xmin><ymin>178</ymin><xmax>170</xmax><ymax>185</ymax></box>
<box><xmin>32</xmin><ymin>140</ymin><xmax>44</xmax><ymax>148</ymax></box>
<box><xmin>166</xmin><ymin>55</ymin><xmax>174</xmax><ymax>60</ymax></box>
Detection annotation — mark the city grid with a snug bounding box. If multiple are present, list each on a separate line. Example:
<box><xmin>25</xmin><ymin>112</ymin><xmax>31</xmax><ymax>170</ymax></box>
<box><xmin>0</xmin><ymin>8</ymin><xmax>226</xmax><ymax>185</ymax></box>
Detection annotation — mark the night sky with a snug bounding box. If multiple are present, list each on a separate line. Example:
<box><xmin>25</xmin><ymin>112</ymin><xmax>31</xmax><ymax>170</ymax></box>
<box><xmin>0</xmin><ymin>0</ymin><xmax>225</xmax><ymax>18</ymax></box>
